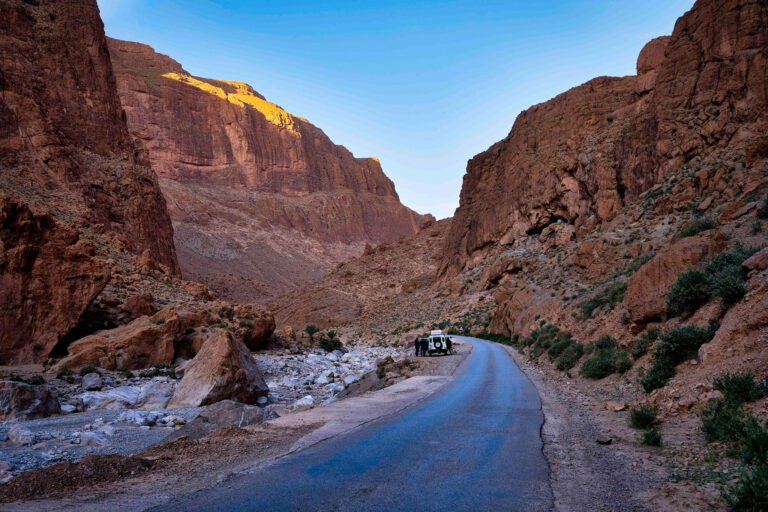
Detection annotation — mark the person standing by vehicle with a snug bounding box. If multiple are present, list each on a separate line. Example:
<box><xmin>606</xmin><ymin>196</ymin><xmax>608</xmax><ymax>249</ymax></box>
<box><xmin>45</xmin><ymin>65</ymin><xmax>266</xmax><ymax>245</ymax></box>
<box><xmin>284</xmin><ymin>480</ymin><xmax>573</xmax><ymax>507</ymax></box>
<box><xmin>446</xmin><ymin>337</ymin><xmax>453</xmax><ymax>354</ymax></box>
<box><xmin>419</xmin><ymin>337</ymin><xmax>428</xmax><ymax>357</ymax></box>
<box><xmin>413</xmin><ymin>336</ymin><xmax>420</xmax><ymax>357</ymax></box>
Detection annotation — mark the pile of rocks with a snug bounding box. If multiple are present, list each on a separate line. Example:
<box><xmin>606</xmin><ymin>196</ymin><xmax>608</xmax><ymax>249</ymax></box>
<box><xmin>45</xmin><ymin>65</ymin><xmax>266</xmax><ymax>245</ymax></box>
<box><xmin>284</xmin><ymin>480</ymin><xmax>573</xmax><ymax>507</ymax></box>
<box><xmin>256</xmin><ymin>346</ymin><xmax>408</xmax><ymax>407</ymax></box>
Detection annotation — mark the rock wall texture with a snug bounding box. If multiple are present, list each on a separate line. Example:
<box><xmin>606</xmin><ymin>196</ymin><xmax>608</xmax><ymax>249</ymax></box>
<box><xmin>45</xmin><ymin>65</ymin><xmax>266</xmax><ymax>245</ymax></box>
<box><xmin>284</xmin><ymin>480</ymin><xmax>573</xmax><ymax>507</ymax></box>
<box><xmin>439</xmin><ymin>0</ymin><xmax>768</xmax><ymax>277</ymax></box>
<box><xmin>107</xmin><ymin>38</ymin><xmax>432</xmax><ymax>301</ymax></box>
<box><xmin>0</xmin><ymin>0</ymin><xmax>178</xmax><ymax>363</ymax></box>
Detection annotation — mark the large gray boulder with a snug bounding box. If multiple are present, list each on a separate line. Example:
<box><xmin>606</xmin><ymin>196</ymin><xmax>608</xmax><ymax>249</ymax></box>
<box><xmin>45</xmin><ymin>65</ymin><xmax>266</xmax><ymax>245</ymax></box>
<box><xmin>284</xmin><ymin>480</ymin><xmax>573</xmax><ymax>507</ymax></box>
<box><xmin>0</xmin><ymin>381</ymin><xmax>60</xmax><ymax>421</ymax></box>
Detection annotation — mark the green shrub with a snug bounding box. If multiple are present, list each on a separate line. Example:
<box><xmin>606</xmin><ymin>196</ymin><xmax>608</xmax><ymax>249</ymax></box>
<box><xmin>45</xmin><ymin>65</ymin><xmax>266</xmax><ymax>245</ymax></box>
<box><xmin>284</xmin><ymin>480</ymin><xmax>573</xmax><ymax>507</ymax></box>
<box><xmin>24</xmin><ymin>375</ymin><xmax>44</xmax><ymax>385</ymax></box>
<box><xmin>631</xmin><ymin>329</ymin><xmax>660</xmax><ymax>360</ymax></box>
<box><xmin>555</xmin><ymin>342</ymin><xmax>584</xmax><ymax>371</ymax></box>
<box><xmin>641</xmin><ymin>325</ymin><xmax>716</xmax><ymax>392</ymax></box>
<box><xmin>304</xmin><ymin>324</ymin><xmax>319</xmax><ymax>342</ymax></box>
<box><xmin>577</xmin><ymin>281</ymin><xmax>627</xmax><ymax>319</ymax></box>
<box><xmin>642</xmin><ymin>427</ymin><xmax>662</xmax><ymax>446</ymax></box>
<box><xmin>629</xmin><ymin>405</ymin><xmax>658</xmax><ymax>430</ymax></box>
<box><xmin>56</xmin><ymin>367</ymin><xmax>73</xmax><ymax>379</ymax></box>
<box><xmin>319</xmin><ymin>336</ymin><xmax>343</xmax><ymax>353</ymax></box>
<box><xmin>677</xmin><ymin>217</ymin><xmax>717</xmax><ymax>239</ymax></box>
<box><xmin>580</xmin><ymin>336</ymin><xmax>631</xmax><ymax>379</ymax></box>
<box><xmin>740</xmin><ymin>417</ymin><xmax>768</xmax><ymax>466</ymax></box>
<box><xmin>714</xmin><ymin>371</ymin><xmax>764</xmax><ymax>404</ymax></box>
<box><xmin>210</xmin><ymin>321</ymin><xmax>227</xmax><ymax>329</ymax></box>
<box><xmin>238</xmin><ymin>319</ymin><xmax>254</xmax><ymax>329</ymax></box>
<box><xmin>184</xmin><ymin>327</ymin><xmax>195</xmax><ymax>335</ymax></box>
<box><xmin>722</xmin><ymin>463</ymin><xmax>768</xmax><ymax>511</ymax></box>
<box><xmin>475</xmin><ymin>332</ymin><xmax>512</xmax><ymax>345</ymax></box>
<box><xmin>667</xmin><ymin>269</ymin><xmax>711</xmax><ymax>316</ymax></box>
<box><xmin>701</xmin><ymin>398</ymin><xmax>746</xmax><ymax>443</ymax></box>
<box><xmin>78</xmin><ymin>365</ymin><xmax>100</xmax><ymax>377</ymax></box>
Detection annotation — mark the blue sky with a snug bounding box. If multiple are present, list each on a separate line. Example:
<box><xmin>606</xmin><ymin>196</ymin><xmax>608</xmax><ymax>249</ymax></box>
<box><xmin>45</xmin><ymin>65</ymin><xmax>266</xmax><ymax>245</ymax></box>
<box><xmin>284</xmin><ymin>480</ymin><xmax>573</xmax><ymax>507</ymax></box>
<box><xmin>98</xmin><ymin>0</ymin><xmax>694</xmax><ymax>219</ymax></box>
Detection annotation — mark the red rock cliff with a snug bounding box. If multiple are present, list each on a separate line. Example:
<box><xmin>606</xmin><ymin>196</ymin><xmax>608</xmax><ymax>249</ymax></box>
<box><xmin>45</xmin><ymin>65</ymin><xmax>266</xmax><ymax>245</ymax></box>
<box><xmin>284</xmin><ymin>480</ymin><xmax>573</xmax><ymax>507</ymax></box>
<box><xmin>440</xmin><ymin>0</ymin><xmax>768</xmax><ymax>277</ymax></box>
<box><xmin>107</xmin><ymin>38</ymin><xmax>432</xmax><ymax>301</ymax></box>
<box><xmin>0</xmin><ymin>0</ymin><xmax>178</xmax><ymax>363</ymax></box>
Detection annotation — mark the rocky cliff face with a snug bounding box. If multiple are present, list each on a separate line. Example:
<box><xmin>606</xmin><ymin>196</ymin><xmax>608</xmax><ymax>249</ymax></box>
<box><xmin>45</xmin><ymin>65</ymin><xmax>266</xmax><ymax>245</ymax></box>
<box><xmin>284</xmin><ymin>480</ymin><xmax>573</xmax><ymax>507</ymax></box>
<box><xmin>0</xmin><ymin>0</ymin><xmax>178</xmax><ymax>363</ymax></box>
<box><xmin>107</xmin><ymin>39</ymin><xmax>432</xmax><ymax>301</ymax></box>
<box><xmin>440</xmin><ymin>0</ymin><xmax>768</xmax><ymax>278</ymax></box>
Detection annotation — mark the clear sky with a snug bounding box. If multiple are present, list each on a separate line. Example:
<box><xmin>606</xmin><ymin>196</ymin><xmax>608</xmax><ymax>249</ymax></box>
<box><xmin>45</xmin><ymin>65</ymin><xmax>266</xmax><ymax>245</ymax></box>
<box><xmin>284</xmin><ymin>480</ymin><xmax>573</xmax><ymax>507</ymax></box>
<box><xmin>98</xmin><ymin>0</ymin><xmax>694</xmax><ymax>219</ymax></box>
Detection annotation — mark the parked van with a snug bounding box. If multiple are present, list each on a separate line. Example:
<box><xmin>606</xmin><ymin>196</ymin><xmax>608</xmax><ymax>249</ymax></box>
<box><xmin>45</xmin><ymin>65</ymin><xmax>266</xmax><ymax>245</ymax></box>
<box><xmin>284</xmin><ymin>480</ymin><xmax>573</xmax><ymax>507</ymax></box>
<box><xmin>427</xmin><ymin>330</ymin><xmax>451</xmax><ymax>356</ymax></box>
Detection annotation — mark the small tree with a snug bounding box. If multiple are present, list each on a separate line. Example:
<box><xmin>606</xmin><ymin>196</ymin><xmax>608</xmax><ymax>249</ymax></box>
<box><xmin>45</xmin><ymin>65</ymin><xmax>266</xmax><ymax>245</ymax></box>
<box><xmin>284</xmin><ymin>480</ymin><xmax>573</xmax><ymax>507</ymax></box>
<box><xmin>305</xmin><ymin>325</ymin><xmax>319</xmax><ymax>342</ymax></box>
<box><xmin>327</xmin><ymin>330</ymin><xmax>337</xmax><ymax>341</ymax></box>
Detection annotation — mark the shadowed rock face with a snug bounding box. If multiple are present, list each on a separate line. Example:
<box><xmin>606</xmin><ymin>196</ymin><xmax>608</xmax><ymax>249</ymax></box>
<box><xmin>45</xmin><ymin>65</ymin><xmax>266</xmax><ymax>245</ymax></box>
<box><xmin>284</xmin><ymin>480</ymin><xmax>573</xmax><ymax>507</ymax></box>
<box><xmin>107</xmin><ymin>38</ymin><xmax>433</xmax><ymax>302</ymax></box>
<box><xmin>440</xmin><ymin>0</ymin><xmax>768</xmax><ymax>278</ymax></box>
<box><xmin>0</xmin><ymin>0</ymin><xmax>178</xmax><ymax>363</ymax></box>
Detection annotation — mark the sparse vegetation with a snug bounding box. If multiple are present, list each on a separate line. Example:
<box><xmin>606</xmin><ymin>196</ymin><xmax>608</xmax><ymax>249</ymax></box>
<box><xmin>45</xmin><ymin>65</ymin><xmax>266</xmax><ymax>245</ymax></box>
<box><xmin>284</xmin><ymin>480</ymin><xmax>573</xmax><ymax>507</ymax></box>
<box><xmin>640</xmin><ymin>324</ymin><xmax>716</xmax><ymax>392</ymax></box>
<box><xmin>642</xmin><ymin>427</ymin><xmax>662</xmax><ymax>446</ymax></box>
<box><xmin>151</xmin><ymin>318</ymin><xmax>166</xmax><ymax>325</ymax></box>
<box><xmin>304</xmin><ymin>325</ymin><xmax>319</xmax><ymax>343</ymax></box>
<box><xmin>518</xmin><ymin>323</ymin><xmax>584</xmax><ymax>372</ymax></box>
<box><xmin>668</xmin><ymin>246</ymin><xmax>759</xmax><ymax>316</ymax></box>
<box><xmin>676</xmin><ymin>216</ymin><xmax>717</xmax><ymax>239</ymax></box>
<box><xmin>475</xmin><ymin>332</ymin><xmax>512</xmax><ymax>345</ymax></box>
<box><xmin>630</xmin><ymin>329</ymin><xmax>660</xmax><ymax>360</ymax></box>
<box><xmin>577</xmin><ymin>281</ymin><xmax>627</xmax><ymax>319</ymax></box>
<box><xmin>714</xmin><ymin>371</ymin><xmax>768</xmax><ymax>404</ymax></box>
<box><xmin>580</xmin><ymin>336</ymin><xmax>631</xmax><ymax>379</ymax></box>
<box><xmin>629</xmin><ymin>405</ymin><xmax>659</xmax><ymax>430</ymax></box>
<box><xmin>723</xmin><ymin>463</ymin><xmax>768</xmax><ymax>511</ymax></box>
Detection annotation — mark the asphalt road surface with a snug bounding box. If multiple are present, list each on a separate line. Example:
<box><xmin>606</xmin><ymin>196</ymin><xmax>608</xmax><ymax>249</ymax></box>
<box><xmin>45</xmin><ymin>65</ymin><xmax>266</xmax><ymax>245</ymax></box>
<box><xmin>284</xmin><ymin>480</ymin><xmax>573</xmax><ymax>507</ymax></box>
<box><xmin>152</xmin><ymin>337</ymin><xmax>553</xmax><ymax>511</ymax></box>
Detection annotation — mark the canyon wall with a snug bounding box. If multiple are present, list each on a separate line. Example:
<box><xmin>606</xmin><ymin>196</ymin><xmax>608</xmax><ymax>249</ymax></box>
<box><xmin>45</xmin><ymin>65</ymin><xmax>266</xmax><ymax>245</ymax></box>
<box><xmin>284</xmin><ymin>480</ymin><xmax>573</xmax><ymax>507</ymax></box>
<box><xmin>440</xmin><ymin>0</ymin><xmax>768</xmax><ymax>278</ymax></box>
<box><xmin>108</xmin><ymin>39</ymin><xmax>432</xmax><ymax>301</ymax></box>
<box><xmin>0</xmin><ymin>0</ymin><xmax>178</xmax><ymax>363</ymax></box>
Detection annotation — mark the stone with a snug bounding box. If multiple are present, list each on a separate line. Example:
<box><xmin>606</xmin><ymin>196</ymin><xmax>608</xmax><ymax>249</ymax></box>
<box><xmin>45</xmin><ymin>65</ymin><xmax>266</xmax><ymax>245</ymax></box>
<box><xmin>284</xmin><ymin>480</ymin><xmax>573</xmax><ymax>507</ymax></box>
<box><xmin>292</xmin><ymin>395</ymin><xmax>315</xmax><ymax>410</ymax></box>
<box><xmin>165</xmin><ymin>400</ymin><xmax>267</xmax><ymax>442</ymax></box>
<box><xmin>77</xmin><ymin>386</ymin><xmax>142</xmax><ymax>410</ymax></box>
<box><xmin>8</xmin><ymin>426</ymin><xmax>35</xmax><ymax>446</ymax></box>
<box><xmin>623</xmin><ymin>233</ymin><xmax>727</xmax><ymax>323</ymax></box>
<box><xmin>55</xmin><ymin>308</ymin><xmax>203</xmax><ymax>371</ymax></box>
<box><xmin>136</xmin><ymin>379</ymin><xmax>175</xmax><ymax>409</ymax></box>
<box><xmin>81</xmin><ymin>431</ymin><xmax>109</xmax><ymax>448</ymax></box>
<box><xmin>168</xmin><ymin>330</ymin><xmax>269</xmax><ymax>407</ymax></box>
<box><xmin>596</xmin><ymin>436</ymin><xmax>613</xmax><ymax>446</ymax></box>
<box><xmin>82</xmin><ymin>373</ymin><xmax>103</xmax><ymax>391</ymax></box>
<box><xmin>0</xmin><ymin>462</ymin><xmax>13</xmax><ymax>484</ymax></box>
<box><xmin>743</xmin><ymin>247</ymin><xmax>768</xmax><ymax>273</ymax></box>
<box><xmin>0</xmin><ymin>0</ymin><xmax>179</xmax><ymax>365</ymax></box>
<box><xmin>343</xmin><ymin>375</ymin><xmax>361</xmax><ymax>386</ymax></box>
<box><xmin>0</xmin><ymin>381</ymin><xmax>61</xmax><ymax>421</ymax></box>
<box><xmin>605</xmin><ymin>401</ymin><xmax>627</xmax><ymax>412</ymax></box>
<box><xmin>61</xmin><ymin>404</ymin><xmax>77</xmax><ymax>414</ymax></box>
<box><xmin>257</xmin><ymin>396</ymin><xmax>269</xmax><ymax>406</ymax></box>
<box><xmin>117</xmin><ymin>410</ymin><xmax>161</xmax><ymax>427</ymax></box>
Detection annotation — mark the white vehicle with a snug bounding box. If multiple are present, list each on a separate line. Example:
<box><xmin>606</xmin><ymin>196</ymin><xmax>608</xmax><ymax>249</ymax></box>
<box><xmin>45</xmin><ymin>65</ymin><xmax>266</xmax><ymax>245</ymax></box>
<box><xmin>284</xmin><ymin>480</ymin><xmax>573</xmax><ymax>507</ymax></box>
<box><xmin>428</xmin><ymin>331</ymin><xmax>451</xmax><ymax>356</ymax></box>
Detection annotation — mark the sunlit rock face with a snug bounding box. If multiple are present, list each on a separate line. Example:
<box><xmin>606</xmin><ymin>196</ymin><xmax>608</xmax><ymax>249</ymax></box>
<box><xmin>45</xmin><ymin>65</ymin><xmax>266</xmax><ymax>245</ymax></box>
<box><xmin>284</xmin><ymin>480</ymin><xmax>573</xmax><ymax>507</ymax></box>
<box><xmin>0</xmin><ymin>0</ymin><xmax>178</xmax><ymax>364</ymax></box>
<box><xmin>108</xmin><ymin>38</ymin><xmax>433</xmax><ymax>302</ymax></box>
<box><xmin>439</xmin><ymin>0</ymin><xmax>768</xmax><ymax>278</ymax></box>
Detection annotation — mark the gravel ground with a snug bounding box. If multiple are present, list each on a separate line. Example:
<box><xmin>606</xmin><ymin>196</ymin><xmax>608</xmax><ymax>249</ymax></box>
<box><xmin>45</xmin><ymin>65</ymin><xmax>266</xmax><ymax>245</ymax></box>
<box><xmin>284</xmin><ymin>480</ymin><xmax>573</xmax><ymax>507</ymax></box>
<box><xmin>504</xmin><ymin>347</ymin><xmax>665</xmax><ymax>512</ymax></box>
<box><xmin>0</xmin><ymin>407</ymin><xmax>202</xmax><ymax>475</ymax></box>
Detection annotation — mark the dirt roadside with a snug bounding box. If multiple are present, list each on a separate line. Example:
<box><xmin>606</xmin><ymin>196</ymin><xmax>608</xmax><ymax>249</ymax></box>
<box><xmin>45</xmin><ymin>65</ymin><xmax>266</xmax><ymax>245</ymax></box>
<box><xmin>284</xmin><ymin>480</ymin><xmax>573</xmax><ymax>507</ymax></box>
<box><xmin>500</xmin><ymin>344</ymin><xmax>724</xmax><ymax>512</ymax></box>
<box><xmin>0</xmin><ymin>345</ymin><xmax>471</xmax><ymax>511</ymax></box>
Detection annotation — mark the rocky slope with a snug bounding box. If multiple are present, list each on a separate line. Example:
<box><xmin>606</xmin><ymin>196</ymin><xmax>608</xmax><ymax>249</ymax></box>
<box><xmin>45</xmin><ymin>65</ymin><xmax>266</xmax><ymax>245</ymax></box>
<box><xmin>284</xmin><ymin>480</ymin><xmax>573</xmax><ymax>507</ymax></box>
<box><xmin>107</xmin><ymin>39</ymin><xmax>432</xmax><ymax>302</ymax></box>
<box><xmin>439</xmin><ymin>0</ymin><xmax>767</xmax><ymax>279</ymax></box>
<box><xmin>0</xmin><ymin>0</ymin><xmax>179</xmax><ymax>364</ymax></box>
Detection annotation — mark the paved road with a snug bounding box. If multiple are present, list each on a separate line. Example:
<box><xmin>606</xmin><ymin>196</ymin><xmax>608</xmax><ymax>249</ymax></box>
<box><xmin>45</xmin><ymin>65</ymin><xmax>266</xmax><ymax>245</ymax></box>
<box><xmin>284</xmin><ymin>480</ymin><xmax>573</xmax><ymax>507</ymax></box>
<box><xmin>152</xmin><ymin>337</ymin><xmax>553</xmax><ymax>512</ymax></box>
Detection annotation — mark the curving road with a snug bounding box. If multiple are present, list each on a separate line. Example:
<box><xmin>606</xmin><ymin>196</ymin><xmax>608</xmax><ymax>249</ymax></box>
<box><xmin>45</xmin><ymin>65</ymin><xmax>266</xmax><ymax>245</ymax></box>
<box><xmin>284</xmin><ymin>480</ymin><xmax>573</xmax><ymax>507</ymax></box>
<box><xmin>152</xmin><ymin>337</ymin><xmax>553</xmax><ymax>511</ymax></box>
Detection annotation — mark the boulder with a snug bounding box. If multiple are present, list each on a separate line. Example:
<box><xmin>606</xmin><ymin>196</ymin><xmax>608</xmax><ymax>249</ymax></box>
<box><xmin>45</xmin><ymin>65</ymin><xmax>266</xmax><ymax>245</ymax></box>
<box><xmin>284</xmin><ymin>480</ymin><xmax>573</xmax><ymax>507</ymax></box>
<box><xmin>168</xmin><ymin>330</ymin><xmax>268</xmax><ymax>407</ymax></box>
<box><xmin>231</xmin><ymin>304</ymin><xmax>276</xmax><ymax>351</ymax></box>
<box><xmin>81</xmin><ymin>373</ymin><xmax>102</xmax><ymax>391</ymax></box>
<box><xmin>8</xmin><ymin>426</ymin><xmax>35</xmax><ymax>446</ymax></box>
<box><xmin>121</xmin><ymin>293</ymin><xmax>157</xmax><ymax>319</ymax></box>
<box><xmin>623</xmin><ymin>233</ymin><xmax>727</xmax><ymax>323</ymax></box>
<box><xmin>0</xmin><ymin>381</ymin><xmax>61</xmax><ymax>421</ymax></box>
<box><xmin>55</xmin><ymin>308</ymin><xmax>203</xmax><ymax>371</ymax></box>
<box><xmin>136</xmin><ymin>378</ymin><xmax>175</xmax><ymax>409</ymax></box>
<box><xmin>77</xmin><ymin>386</ymin><xmax>141</xmax><ymax>410</ymax></box>
<box><xmin>166</xmin><ymin>400</ymin><xmax>270</xmax><ymax>442</ymax></box>
<box><xmin>743</xmin><ymin>247</ymin><xmax>768</xmax><ymax>273</ymax></box>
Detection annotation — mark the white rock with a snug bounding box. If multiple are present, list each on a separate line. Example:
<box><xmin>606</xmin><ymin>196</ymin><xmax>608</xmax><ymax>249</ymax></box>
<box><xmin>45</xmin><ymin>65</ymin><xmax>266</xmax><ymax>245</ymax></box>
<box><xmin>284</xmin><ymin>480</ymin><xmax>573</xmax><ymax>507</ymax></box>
<box><xmin>78</xmin><ymin>386</ymin><xmax>141</xmax><ymax>410</ymax></box>
<box><xmin>81</xmin><ymin>431</ymin><xmax>109</xmax><ymax>448</ymax></box>
<box><xmin>60</xmin><ymin>404</ymin><xmax>77</xmax><ymax>414</ymax></box>
<box><xmin>341</xmin><ymin>353</ymin><xmax>353</xmax><ymax>363</ymax></box>
<box><xmin>325</xmin><ymin>352</ymin><xmax>339</xmax><ymax>362</ymax></box>
<box><xmin>117</xmin><ymin>409</ymin><xmax>161</xmax><ymax>426</ymax></box>
<box><xmin>257</xmin><ymin>396</ymin><xmax>269</xmax><ymax>406</ymax></box>
<box><xmin>0</xmin><ymin>461</ymin><xmax>12</xmax><ymax>484</ymax></box>
<box><xmin>8</xmin><ymin>426</ymin><xmax>35</xmax><ymax>446</ymax></box>
<box><xmin>292</xmin><ymin>395</ymin><xmax>315</xmax><ymax>409</ymax></box>
<box><xmin>343</xmin><ymin>374</ymin><xmax>360</xmax><ymax>386</ymax></box>
<box><xmin>99</xmin><ymin>425</ymin><xmax>117</xmax><ymax>436</ymax></box>
<box><xmin>137</xmin><ymin>379</ymin><xmax>175</xmax><ymax>409</ymax></box>
<box><xmin>81</xmin><ymin>372</ymin><xmax>102</xmax><ymax>391</ymax></box>
<box><xmin>315</xmin><ymin>374</ymin><xmax>331</xmax><ymax>385</ymax></box>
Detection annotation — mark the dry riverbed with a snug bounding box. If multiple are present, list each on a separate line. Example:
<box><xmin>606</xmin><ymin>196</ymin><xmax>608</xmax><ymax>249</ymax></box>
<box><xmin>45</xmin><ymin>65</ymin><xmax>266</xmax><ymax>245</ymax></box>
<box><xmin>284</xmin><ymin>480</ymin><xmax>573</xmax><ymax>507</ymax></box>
<box><xmin>0</xmin><ymin>343</ymin><xmax>470</xmax><ymax>510</ymax></box>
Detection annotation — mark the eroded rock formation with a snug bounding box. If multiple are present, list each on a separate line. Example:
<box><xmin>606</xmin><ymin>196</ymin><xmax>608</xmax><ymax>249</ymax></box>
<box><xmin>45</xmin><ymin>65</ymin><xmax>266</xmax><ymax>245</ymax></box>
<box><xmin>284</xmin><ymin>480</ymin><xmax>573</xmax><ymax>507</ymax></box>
<box><xmin>107</xmin><ymin>39</ymin><xmax>432</xmax><ymax>301</ymax></box>
<box><xmin>0</xmin><ymin>0</ymin><xmax>178</xmax><ymax>363</ymax></box>
<box><xmin>440</xmin><ymin>0</ymin><xmax>768</xmax><ymax>278</ymax></box>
